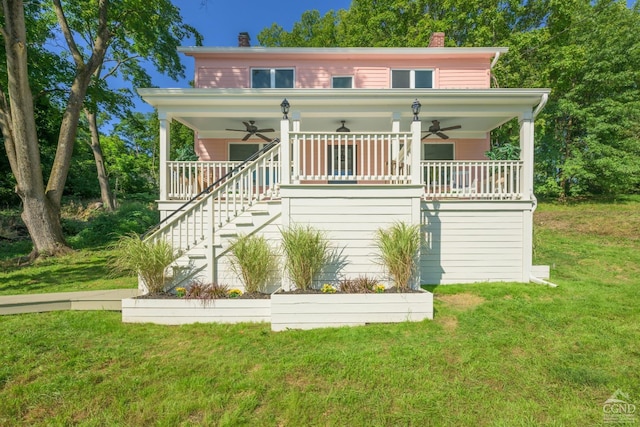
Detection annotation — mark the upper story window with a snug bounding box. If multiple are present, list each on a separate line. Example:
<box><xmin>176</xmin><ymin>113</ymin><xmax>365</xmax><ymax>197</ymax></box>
<box><xmin>251</xmin><ymin>68</ymin><xmax>294</xmax><ymax>88</ymax></box>
<box><xmin>332</xmin><ymin>76</ymin><xmax>353</xmax><ymax>88</ymax></box>
<box><xmin>391</xmin><ymin>70</ymin><xmax>433</xmax><ymax>89</ymax></box>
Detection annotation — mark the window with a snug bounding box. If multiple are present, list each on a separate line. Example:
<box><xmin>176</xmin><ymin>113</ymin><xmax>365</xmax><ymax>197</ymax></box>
<box><xmin>251</xmin><ymin>68</ymin><xmax>294</xmax><ymax>88</ymax></box>
<box><xmin>391</xmin><ymin>70</ymin><xmax>433</xmax><ymax>88</ymax></box>
<box><xmin>229</xmin><ymin>144</ymin><xmax>260</xmax><ymax>161</ymax></box>
<box><xmin>423</xmin><ymin>143</ymin><xmax>454</xmax><ymax>160</ymax></box>
<box><xmin>332</xmin><ymin>76</ymin><xmax>353</xmax><ymax>88</ymax></box>
<box><xmin>328</xmin><ymin>145</ymin><xmax>356</xmax><ymax>176</ymax></box>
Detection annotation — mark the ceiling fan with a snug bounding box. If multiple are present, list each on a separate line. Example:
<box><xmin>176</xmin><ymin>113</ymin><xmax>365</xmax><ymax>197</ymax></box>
<box><xmin>225</xmin><ymin>120</ymin><xmax>275</xmax><ymax>142</ymax></box>
<box><xmin>422</xmin><ymin>120</ymin><xmax>462</xmax><ymax>140</ymax></box>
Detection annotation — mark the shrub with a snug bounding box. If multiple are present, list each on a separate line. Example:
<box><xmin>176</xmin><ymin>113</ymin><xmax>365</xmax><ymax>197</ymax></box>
<box><xmin>229</xmin><ymin>234</ymin><xmax>276</xmax><ymax>294</ymax></box>
<box><xmin>375</xmin><ymin>222</ymin><xmax>421</xmax><ymax>291</ymax></box>
<box><xmin>339</xmin><ymin>276</ymin><xmax>379</xmax><ymax>293</ymax></box>
<box><xmin>111</xmin><ymin>234</ymin><xmax>181</xmax><ymax>295</ymax></box>
<box><xmin>70</xmin><ymin>202</ymin><xmax>158</xmax><ymax>248</ymax></box>
<box><xmin>186</xmin><ymin>281</ymin><xmax>229</xmax><ymax>299</ymax></box>
<box><xmin>280</xmin><ymin>224</ymin><xmax>330</xmax><ymax>291</ymax></box>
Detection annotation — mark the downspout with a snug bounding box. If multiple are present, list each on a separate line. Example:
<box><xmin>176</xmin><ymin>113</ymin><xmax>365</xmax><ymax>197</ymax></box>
<box><xmin>533</xmin><ymin>93</ymin><xmax>548</xmax><ymax>118</ymax></box>
<box><xmin>490</xmin><ymin>51</ymin><xmax>501</xmax><ymax>69</ymax></box>
<box><xmin>529</xmin><ymin>92</ymin><xmax>558</xmax><ymax>287</ymax></box>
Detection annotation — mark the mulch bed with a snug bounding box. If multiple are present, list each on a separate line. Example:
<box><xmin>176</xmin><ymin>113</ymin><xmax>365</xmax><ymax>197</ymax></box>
<box><xmin>276</xmin><ymin>287</ymin><xmax>423</xmax><ymax>294</ymax></box>
<box><xmin>135</xmin><ymin>292</ymin><xmax>270</xmax><ymax>300</ymax></box>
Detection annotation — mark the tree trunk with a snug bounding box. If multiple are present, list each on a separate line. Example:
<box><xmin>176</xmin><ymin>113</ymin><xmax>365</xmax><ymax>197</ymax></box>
<box><xmin>0</xmin><ymin>0</ymin><xmax>70</xmax><ymax>258</ymax></box>
<box><xmin>85</xmin><ymin>108</ymin><xmax>116</xmax><ymax>211</ymax></box>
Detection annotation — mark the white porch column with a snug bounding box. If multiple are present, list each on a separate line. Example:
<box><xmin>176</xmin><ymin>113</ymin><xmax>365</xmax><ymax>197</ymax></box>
<box><xmin>158</xmin><ymin>112</ymin><xmax>171</xmax><ymax>201</ymax></box>
<box><xmin>519</xmin><ymin>110</ymin><xmax>535</xmax><ymax>282</ymax></box>
<box><xmin>291</xmin><ymin>114</ymin><xmax>300</xmax><ymax>184</ymax></box>
<box><xmin>280</xmin><ymin>118</ymin><xmax>290</xmax><ymax>185</ymax></box>
<box><xmin>519</xmin><ymin>111</ymin><xmax>534</xmax><ymax>198</ymax></box>
<box><xmin>410</xmin><ymin>119</ymin><xmax>422</xmax><ymax>184</ymax></box>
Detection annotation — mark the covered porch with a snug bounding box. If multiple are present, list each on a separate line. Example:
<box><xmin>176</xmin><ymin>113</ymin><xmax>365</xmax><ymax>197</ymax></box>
<box><xmin>138</xmin><ymin>88</ymin><xmax>549</xmax><ymax>202</ymax></box>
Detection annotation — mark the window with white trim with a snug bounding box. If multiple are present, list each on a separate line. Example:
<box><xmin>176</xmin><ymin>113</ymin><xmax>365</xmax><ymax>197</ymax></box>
<box><xmin>423</xmin><ymin>143</ymin><xmax>454</xmax><ymax>160</ymax></box>
<box><xmin>251</xmin><ymin>68</ymin><xmax>294</xmax><ymax>88</ymax></box>
<box><xmin>229</xmin><ymin>143</ymin><xmax>261</xmax><ymax>161</ymax></box>
<box><xmin>332</xmin><ymin>76</ymin><xmax>353</xmax><ymax>88</ymax></box>
<box><xmin>391</xmin><ymin>69</ymin><xmax>433</xmax><ymax>89</ymax></box>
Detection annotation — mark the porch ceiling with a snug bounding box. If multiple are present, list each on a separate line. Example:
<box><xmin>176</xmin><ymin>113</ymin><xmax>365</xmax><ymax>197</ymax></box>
<box><xmin>138</xmin><ymin>88</ymin><xmax>550</xmax><ymax>140</ymax></box>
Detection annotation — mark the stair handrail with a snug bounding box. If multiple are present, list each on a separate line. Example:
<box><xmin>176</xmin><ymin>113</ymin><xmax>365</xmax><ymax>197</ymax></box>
<box><xmin>141</xmin><ymin>138</ymin><xmax>280</xmax><ymax>241</ymax></box>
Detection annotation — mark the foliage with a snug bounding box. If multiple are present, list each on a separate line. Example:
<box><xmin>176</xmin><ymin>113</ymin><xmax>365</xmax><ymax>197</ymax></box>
<box><xmin>69</xmin><ymin>202</ymin><xmax>158</xmax><ymax>248</ymax></box>
<box><xmin>228</xmin><ymin>234</ymin><xmax>277</xmax><ymax>294</ymax></box>
<box><xmin>258</xmin><ymin>0</ymin><xmax>640</xmax><ymax>200</ymax></box>
<box><xmin>375</xmin><ymin>222</ymin><xmax>421</xmax><ymax>291</ymax></box>
<box><xmin>186</xmin><ymin>281</ymin><xmax>229</xmax><ymax>300</ymax></box>
<box><xmin>227</xmin><ymin>289</ymin><xmax>243</xmax><ymax>298</ymax></box>
<box><xmin>321</xmin><ymin>283</ymin><xmax>337</xmax><ymax>293</ymax></box>
<box><xmin>280</xmin><ymin>224</ymin><xmax>330</xmax><ymax>291</ymax></box>
<box><xmin>339</xmin><ymin>276</ymin><xmax>379</xmax><ymax>293</ymax></box>
<box><xmin>111</xmin><ymin>234</ymin><xmax>181</xmax><ymax>295</ymax></box>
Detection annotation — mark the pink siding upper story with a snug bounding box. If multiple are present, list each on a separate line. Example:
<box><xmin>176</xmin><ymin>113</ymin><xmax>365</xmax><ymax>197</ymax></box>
<box><xmin>193</xmin><ymin>55</ymin><xmax>492</xmax><ymax>89</ymax></box>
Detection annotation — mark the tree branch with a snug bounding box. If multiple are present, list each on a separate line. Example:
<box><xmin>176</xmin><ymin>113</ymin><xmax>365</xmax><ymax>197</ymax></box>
<box><xmin>101</xmin><ymin>54</ymin><xmax>143</xmax><ymax>80</ymax></box>
<box><xmin>52</xmin><ymin>0</ymin><xmax>85</xmax><ymax>68</ymax></box>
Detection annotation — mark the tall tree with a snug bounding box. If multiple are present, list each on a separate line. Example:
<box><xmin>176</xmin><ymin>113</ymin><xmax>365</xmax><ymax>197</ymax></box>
<box><xmin>259</xmin><ymin>0</ymin><xmax>640</xmax><ymax>199</ymax></box>
<box><xmin>0</xmin><ymin>0</ymin><xmax>199</xmax><ymax>258</ymax></box>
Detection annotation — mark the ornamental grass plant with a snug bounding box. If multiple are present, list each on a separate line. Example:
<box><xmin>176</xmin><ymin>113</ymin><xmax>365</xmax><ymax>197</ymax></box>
<box><xmin>280</xmin><ymin>224</ymin><xmax>330</xmax><ymax>291</ymax></box>
<box><xmin>111</xmin><ymin>234</ymin><xmax>181</xmax><ymax>295</ymax></box>
<box><xmin>229</xmin><ymin>234</ymin><xmax>277</xmax><ymax>293</ymax></box>
<box><xmin>375</xmin><ymin>222</ymin><xmax>421</xmax><ymax>291</ymax></box>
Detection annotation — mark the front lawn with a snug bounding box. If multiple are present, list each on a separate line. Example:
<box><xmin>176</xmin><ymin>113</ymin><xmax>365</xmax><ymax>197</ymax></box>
<box><xmin>0</xmin><ymin>198</ymin><xmax>638</xmax><ymax>425</ymax></box>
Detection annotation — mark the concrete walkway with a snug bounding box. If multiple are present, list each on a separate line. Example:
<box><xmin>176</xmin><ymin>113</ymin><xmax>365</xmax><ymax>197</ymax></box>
<box><xmin>0</xmin><ymin>289</ymin><xmax>139</xmax><ymax>315</ymax></box>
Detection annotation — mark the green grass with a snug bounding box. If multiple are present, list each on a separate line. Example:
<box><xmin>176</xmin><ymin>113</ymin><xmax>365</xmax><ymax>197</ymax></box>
<box><xmin>0</xmin><ymin>199</ymin><xmax>639</xmax><ymax>425</ymax></box>
<box><xmin>0</xmin><ymin>248</ymin><xmax>137</xmax><ymax>295</ymax></box>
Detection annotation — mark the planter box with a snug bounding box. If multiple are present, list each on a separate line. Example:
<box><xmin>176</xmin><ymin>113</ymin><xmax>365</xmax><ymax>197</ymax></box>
<box><xmin>270</xmin><ymin>290</ymin><xmax>433</xmax><ymax>331</ymax></box>
<box><xmin>121</xmin><ymin>297</ymin><xmax>271</xmax><ymax>325</ymax></box>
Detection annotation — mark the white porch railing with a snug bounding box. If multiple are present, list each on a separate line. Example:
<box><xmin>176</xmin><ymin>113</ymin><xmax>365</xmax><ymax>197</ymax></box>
<box><xmin>290</xmin><ymin>132</ymin><xmax>413</xmax><ymax>183</ymax></box>
<box><xmin>146</xmin><ymin>142</ymin><xmax>281</xmax><ymax>255</ymax></box>
<box><xmin>167</xmin><ymin>160</ymin><xmax>280</xmax><ymax>200</ymax></box>
<box><xmin>421</xmin><ymin>160</ymin><xmax>523</xmax><ymax>199</ymax></box>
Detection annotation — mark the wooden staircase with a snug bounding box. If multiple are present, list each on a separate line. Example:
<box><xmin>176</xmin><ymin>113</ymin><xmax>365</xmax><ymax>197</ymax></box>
<box><xmin>142</xmin><ymin>140</ymin><xmax>282</xmax><ymax>292</ymax></box>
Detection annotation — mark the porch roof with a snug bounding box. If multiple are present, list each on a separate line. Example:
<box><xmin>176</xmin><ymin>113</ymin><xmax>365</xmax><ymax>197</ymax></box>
<box><xmin>138</xmin><ymin>88</ymin><xmax>550</xmax><ymax>139</ymax></box>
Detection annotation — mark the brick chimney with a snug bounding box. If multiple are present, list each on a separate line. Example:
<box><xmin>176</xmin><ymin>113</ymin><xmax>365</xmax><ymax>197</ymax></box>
<box><xmin>428</xmin><ymin>32</ymin><xmax>445</xmax><ymax>48</ymax></box>
<box><xmin>238</xmin><ymin>32</ymin><xmax>251</xmax><ymax>47</ymax></box>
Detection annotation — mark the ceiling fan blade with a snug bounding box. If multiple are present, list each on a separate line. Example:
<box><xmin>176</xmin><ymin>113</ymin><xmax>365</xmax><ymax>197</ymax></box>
<box><xmin>439</xmin><ymin>125</ymin><xmax>461</xmax><ymax>132</ymax></box>
<box><xmin>242</xmin><ymin>133</ymin><xmax>252</xmax><ymax>141</ymax></box>
<box><xmin>421</xmin><ymin>133</ymin><xmax>433</xmax><ymax>140</ymax></box>
<box><xmin>436</xmin><ymin>132</ymin><xmax>449</xmax><ymax>139</ymax></box>
<box><xmin>256</xmin><ymin>128</ymin><xmax>275</xmax><ymax>133</ymax></box>
<box><xmin>242</xmin><ymin>121</ymin><xmax>251</xmax><ymax>129</ymax></box>
<box><xmin>256</xmin><ymin>133</ymin><xmax>272</xmax><ymax>142</ymax></box>
<box><xmin>226</xmin><ymin>128</ymin><xmax>247</xmax><ymax>132</ymax></box>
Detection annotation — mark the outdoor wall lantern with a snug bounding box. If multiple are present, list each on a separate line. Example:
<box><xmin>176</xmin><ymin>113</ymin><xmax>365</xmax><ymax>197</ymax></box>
<box><xmin>412</xmin><ymin>99</ymin><xmax>422</xmax><ymax>121</ymax></box>
<box><xmin>280</xmin><ymin>98</ymin><xmax>290</xmax><ymax>120</ymax></box>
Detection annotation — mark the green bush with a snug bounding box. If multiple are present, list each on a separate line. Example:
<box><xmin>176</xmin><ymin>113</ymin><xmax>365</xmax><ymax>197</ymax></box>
<box><xmin>70</xmin><ymin>202</ymin><xmax>158</xmax><ymax>248</ymax></box>
<box><xmin>375</xmin><ymin>222</ymin><xmax>421</xmax><ymax>291</ymax></box>
<box><xmin>229</xmin><ymin>234</ymin><xmax>277</xmax><ymax>294</ymax></box>
<box><xmin>111</xmin><ymin>234</ymin><xmax>181</xmax><ymax>295</ymax></box>
<box><xmin>280</xmin><ymin>224</ymin><xmax>330</xmax><ymax>291</ymax></box>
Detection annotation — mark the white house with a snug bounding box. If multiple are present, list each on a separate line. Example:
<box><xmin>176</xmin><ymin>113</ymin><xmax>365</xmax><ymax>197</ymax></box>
<box><xmin>138</xmin><ymin>32</ymin><xmax>550</xmax><ymax>292</ymax></box>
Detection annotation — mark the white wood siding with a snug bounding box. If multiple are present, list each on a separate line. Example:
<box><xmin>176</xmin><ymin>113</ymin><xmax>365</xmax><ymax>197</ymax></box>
<box><xmin>421</xmin><ymin>201</ymin><xmax>530</xmax><ymax>284</ymax></box>
<box><xmin>281</xmin><ymin>185</ymin><xmax>423</xmax><ymax>288</ymax></box>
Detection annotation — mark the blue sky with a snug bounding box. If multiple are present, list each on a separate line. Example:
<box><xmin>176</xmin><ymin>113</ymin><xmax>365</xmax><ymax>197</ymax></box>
<box><xmin>149</xmin><ymin>1</ymin><xmax>352</xmax><ymax>90</ymax></box>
